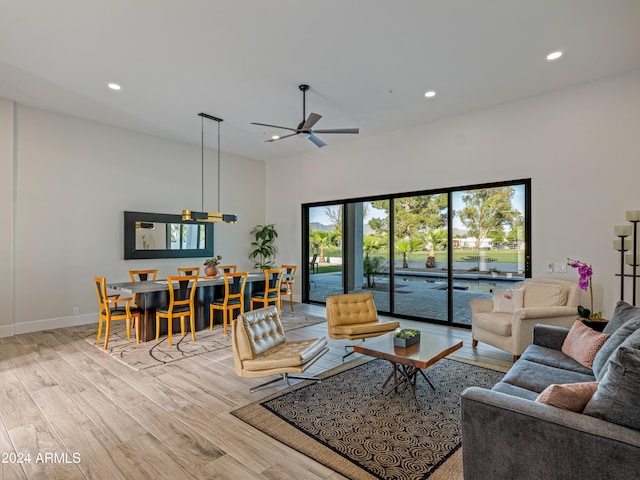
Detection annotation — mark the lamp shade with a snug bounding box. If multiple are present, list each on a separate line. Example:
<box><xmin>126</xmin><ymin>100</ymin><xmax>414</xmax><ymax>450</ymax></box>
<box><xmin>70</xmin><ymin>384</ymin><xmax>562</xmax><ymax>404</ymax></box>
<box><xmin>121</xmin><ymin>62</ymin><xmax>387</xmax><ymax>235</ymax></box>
<box><xmin>614</xmin><ymin>225</ymin><xmax>633</xmax><ymax>236</ymax></box>
<box><xmin>614</xmin><ymin>239</ymin><xmax>632</xmax><ymax>251</ymax></box>
<box><xmin>626</xmin><ymin>210</ymin><xmax>640</xmax><ymax>221</ymax></box>
<box><xmin>626</xmin><ymin>254</ymin><xmax>640</xmax><ymax>266</ymax></box>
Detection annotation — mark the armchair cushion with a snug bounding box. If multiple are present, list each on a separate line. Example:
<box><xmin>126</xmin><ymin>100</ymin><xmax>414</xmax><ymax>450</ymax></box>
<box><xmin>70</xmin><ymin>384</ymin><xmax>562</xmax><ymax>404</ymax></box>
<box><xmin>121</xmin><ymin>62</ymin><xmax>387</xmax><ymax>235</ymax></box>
<box><xmin>473</xmin><ymin>311</ymin><xmax>512</xmax><ymax>336</ymax></box>
<box><xmin>326</xmin><ymin>292</ymin><xmax>400</xmax><ymax>340</ymax></box>
<box><xmin>523</xmin><ymin>282</ymin><xmax>568</xmax><ymax>308</ymax></box>
<box><xmin>492</xmin><ymin>288</ymin><xmax>524</xmax><ymax>313</ymax></box>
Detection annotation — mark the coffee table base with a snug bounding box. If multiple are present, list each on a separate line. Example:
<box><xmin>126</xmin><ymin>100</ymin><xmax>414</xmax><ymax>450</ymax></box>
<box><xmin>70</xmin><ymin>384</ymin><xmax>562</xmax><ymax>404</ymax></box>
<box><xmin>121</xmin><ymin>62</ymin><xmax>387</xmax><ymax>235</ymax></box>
<box><xmin>380</xmin><ymin>361</ymin><xmax>436</xmax><ymax>409</ymax></box>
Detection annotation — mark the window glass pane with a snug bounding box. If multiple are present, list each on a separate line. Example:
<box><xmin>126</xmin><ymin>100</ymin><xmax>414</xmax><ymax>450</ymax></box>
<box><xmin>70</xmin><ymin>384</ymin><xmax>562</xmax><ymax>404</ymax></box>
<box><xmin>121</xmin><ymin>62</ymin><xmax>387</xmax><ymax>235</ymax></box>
<box><xmin>308</xmin><ymin>205</ymin><xmax>343</xmax><ymax>302</ymax></box>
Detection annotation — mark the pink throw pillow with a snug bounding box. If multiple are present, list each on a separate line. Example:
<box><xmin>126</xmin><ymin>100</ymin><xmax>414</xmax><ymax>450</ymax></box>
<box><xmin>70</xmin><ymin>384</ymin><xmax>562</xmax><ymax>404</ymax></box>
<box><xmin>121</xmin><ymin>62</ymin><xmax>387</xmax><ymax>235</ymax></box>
<box><xmin>561</xmin><ymin>320</ymin><xmax>610</xmax><ymax>369</ymax></box>
<box><xmin>536</xmin><ymin>382</ymin><xmax>599</xmax><ymax>412</ymax></box>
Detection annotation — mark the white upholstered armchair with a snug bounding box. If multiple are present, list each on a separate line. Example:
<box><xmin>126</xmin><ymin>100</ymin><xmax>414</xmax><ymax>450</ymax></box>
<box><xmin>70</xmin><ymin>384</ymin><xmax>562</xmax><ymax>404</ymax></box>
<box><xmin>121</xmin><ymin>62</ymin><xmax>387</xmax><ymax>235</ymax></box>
<box><xmin>469</xmin><ymin>278</ymin><xmax>580</xmax><ymax>362</ymax></box>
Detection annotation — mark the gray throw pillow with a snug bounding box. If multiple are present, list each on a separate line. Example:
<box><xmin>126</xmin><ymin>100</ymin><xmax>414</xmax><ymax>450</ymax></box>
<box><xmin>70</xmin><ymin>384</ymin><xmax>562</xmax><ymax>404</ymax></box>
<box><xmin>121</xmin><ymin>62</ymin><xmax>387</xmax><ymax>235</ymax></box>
<box><xmin>593</xmin><ymin>317</ymin><xmax>640</xmax><ymax>379</ymax></box>
<box><xmin>583</xmin><ymin>346</ymin><xmax>640</xmax><ymax>430</ymax></box>
<box><xmin>602</xmin><ymin>301</ymin><xmax>640</xmax><ymax>334</ymax></box>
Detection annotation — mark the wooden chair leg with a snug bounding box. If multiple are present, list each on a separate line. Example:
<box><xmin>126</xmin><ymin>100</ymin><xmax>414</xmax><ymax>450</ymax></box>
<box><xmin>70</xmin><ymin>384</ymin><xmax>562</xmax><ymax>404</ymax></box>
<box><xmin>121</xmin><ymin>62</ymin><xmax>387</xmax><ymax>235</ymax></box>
<box><xmin>125</xmin><ymin>317</ymin><xmax>131</xmax><ymax>339</ymax></box>
<box><xmin>134</xmin><ymin>315</ymin><xmax>140</xmax><ymax>344</ymax></box>
<box><xmin>103</xmin><ymin>320</ymin><xmax>111</xmax><ymax>350</ymax></box>
<box><xmin>167</xmin><ymin>318</ymin><xmax>173</xmax><ymax>346</ymax></box>
<box><xmin>472</xmin><ymin>339</ymin><xmax>478</xmax><ymax>347</ymax></box>
<box><xmin>155</xmin><ymin>314</ymin><xmax>161</xmax><ymax>342</ymax></box>
<box><xmin>513</xmin><ymin>355</ymin><xmax>520</xmax><ymax>362</ymax></box>
<box><xmin>96</xmin><ymin>318</ymin><xmax>103</xmax><ymax>346</ymax></box>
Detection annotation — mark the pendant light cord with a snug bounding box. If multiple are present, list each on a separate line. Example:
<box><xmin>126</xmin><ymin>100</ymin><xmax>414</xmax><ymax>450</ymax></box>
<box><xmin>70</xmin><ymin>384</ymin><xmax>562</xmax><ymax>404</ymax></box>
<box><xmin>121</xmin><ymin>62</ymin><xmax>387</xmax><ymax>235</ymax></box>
<box><xmin>217</xmin><ymin>120</ymin><xmax>221</xmax><ymax>212</ymax></box>
<box><xmin>201</xmin><ymin>115</ymin><xmax>204</xmax><ymax>212</ymax></box>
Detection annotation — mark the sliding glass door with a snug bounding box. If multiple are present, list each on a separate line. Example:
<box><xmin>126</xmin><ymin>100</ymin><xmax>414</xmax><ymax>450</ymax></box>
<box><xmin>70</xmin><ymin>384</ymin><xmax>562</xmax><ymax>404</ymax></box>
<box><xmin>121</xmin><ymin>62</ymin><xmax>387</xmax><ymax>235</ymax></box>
<box><xmin>302</xmin><ymin>179</ymin><xmax>530</xmax><ymax>327</ymax></box>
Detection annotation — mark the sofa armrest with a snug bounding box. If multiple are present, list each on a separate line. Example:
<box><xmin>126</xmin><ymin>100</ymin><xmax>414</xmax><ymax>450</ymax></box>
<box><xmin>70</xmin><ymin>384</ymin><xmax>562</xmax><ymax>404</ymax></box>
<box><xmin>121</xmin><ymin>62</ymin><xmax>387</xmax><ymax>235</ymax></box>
<box><xmin>461</xmin><ymin>387</ymin><xmax>640</xmax><ymax>480</ymax></box>
<box><xmin>531</xmin><ymin>324</ymin><xmax>570</xmax><ymax>350</ymax></box>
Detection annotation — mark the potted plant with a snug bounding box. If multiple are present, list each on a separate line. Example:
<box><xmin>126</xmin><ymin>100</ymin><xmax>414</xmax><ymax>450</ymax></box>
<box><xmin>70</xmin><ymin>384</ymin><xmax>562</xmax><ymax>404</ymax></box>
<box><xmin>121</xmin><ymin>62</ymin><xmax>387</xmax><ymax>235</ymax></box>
<box><xmin>249</xmin><ymin>224</ymin><xmax>278</xmax><ymax>270</ymax></box>
<box><xmin>394</xmin><ymin>328</ymin><xmax>421</xmax><ymax>348</ymax></box>
<box><xmin>568</xmin><ymin>258</ymin><xmax>606</xmax><ymax>330</ymax></box>
<box><xmin>204</xmin><ymin>255</ymin><xmax>223</xmax><ymax>277</ymax></box>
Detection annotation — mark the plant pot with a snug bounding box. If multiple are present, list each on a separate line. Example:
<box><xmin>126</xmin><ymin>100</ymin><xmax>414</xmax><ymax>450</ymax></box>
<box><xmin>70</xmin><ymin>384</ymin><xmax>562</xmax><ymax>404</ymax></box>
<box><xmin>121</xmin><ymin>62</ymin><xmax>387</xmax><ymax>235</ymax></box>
<box><xmin>394</xmin><ymin>333</ymin><xmax>420</xmax><ymax>348</ymax></box>
<box><xmin>204</xmin><ymin>265</ymin><xmax>220</xmax><ymax>277</ymax></box>
<box><xmin>581</xmin><ymin>317</ymin><xmax>608</xmax><ymax>332</ymax></box>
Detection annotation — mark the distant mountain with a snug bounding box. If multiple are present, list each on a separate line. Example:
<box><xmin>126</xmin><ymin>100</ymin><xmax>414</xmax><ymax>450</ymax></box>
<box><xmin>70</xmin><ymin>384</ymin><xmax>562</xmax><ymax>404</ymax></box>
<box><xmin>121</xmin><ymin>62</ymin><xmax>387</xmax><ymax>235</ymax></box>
<box><xmin>310</xmin><ymin>222</ymin><xmax>334</xmax><ymax>232</ymax></box>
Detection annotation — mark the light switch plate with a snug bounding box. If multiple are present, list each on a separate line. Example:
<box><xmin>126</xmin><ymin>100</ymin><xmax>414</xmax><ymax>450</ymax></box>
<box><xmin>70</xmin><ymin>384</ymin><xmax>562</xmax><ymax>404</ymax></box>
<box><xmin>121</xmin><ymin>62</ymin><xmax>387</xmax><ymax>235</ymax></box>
<box><xmin>547</xmin><ymin>262</ymin><xmax>554</xmax><ymax>273</ymax></box>
<box><xmin>555</xmin><ymin>263</ymin><xmax>567</xmax><ymax>273</ymax></box>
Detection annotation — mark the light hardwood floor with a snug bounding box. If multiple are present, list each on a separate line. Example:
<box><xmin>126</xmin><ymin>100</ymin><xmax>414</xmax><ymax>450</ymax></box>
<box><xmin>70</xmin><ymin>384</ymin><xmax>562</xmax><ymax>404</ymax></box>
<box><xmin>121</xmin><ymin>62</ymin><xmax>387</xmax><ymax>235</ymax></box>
<box><xmin>0</xmin><ymin>304</ymin><xmax>512</xmax><ymax>479</ymax></box>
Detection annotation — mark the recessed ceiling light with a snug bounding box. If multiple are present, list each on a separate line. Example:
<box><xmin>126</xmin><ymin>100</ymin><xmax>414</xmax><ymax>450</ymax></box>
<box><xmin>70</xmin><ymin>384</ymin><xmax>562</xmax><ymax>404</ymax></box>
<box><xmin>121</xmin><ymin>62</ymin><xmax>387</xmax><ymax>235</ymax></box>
<box><xmin>108</xmin><ymin>83</ymin><xmax>121</xmax><ymax>91</ymax></box>
<box><xmin>424</xmin><ymin>90</ymin><xmax>436</xmax><ymax>98</ymax></box>
<box><xmin>546</xmin><ymin>51</ymin><xmax>563</xmax><ymax>61</ymax></box>
<box><xmin>272</xmin><ymin>135</ymin><xmax>280</xmax><ymax>140</ymax></box>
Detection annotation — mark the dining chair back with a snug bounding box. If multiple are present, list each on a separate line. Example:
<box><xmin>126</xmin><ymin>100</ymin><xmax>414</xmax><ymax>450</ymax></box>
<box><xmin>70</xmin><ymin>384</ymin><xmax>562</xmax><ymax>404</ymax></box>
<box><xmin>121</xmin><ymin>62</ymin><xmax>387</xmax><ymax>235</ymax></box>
<box><xmin>94</xmin><ymin>276</ymin><xmax>140</xmax><ymax>349</ymax></box>
<box><xmin>280</xmin><ymin>265</ymin><xmax>297</xmax><ymax>312</ymax></box>
<box><xmin>129</xmin><ymin>269</ymin><xmax>158</xmax><ymax>282</ymax></box>
<box><xmin>217</xmin><ymin>265</ymin><xmax>237</xmax><ymax>274</ymax></box>
<box><xmin>177</xmin><ymin>267</ymin><xmax>201</xmax><ymax>277</ymax></box>
<box><xmin>309</xmin><ymin>254</ymin><xmax>319</xmax><ymax>274</ymax></box>
<box><xmin>210</xmin><ymin>272</ymin><xmax>248</xmax><ymax>334</ymax></box>
<box><xmin>155</xmin><ymin>275</ymin><xmax>198</xmax><ymax>346</ymax></box>
<box><xmin>250</xmin><ymin>268</ymin><xmax>284</xmax><ymax>315</ymax></box>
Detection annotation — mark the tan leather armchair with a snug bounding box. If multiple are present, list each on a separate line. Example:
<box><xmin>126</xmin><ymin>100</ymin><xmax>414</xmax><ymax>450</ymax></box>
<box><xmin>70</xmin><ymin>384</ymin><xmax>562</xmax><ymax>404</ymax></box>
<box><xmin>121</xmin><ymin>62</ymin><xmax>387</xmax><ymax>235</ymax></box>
<box><xmin>232</xmin><ymin>305</ymin><xmax>329</xmax><ymax>392</ymax></box>
<box><xmin>469</xmin><ymin>278</ymin><xmax>580</xmax><ymax>362</ymax></box>
<box><xmin>326</xmin><ymin>292</ymin><xmax>400</xmax><ymax>359</ymax></box>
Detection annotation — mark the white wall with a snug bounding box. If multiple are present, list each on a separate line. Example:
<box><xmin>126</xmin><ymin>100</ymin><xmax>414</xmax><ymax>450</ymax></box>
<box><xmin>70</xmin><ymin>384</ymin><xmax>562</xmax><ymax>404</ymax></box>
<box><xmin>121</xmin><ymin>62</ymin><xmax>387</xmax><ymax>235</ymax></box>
<box><xmin>266</xmin><ymin>69</ymin><xmax>640</xmax><ymax>317</ymax></box>
<box><xmin>1</xmin><ymin>102</ymin><xmax>264</xmax><ymax>335</ymax></box>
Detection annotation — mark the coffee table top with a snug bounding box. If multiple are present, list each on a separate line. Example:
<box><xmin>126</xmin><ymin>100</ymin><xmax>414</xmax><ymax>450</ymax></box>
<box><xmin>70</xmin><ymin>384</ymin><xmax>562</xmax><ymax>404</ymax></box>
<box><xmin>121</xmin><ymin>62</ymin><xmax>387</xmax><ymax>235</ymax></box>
<box><xmin>353</xmin><ymin>331</ymin><xmax>463</xmax><ymax>369</ymax></box>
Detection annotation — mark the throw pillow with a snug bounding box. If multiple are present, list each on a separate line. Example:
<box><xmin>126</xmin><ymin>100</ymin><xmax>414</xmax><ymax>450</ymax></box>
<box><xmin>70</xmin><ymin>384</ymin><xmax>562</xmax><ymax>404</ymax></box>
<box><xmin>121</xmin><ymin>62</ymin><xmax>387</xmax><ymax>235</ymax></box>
<box><xmin>602</xmin><ymin>300</ymin><xmax>640</xmax><ymax>334</ymax></box>
<box><xmin>561</xmin><ymin>320</ymin><xmax>610</xmax><ymax>369</ymax></box>
<box><xmin>535</xmin><ymin>382</ymin><xmax>599</xmax><ymax>412</ymax></box>
<box><xmin>523</xmin><ymin>283</ymin><xmax>568</xmax><ymax>308</ymax></box>
<box><xmin>583</xmin><ymin>346</ymin><xmax>640</xmax><ymax>430</ymax></box>
<box><xmin>593</xmin><ymin>317</ymin><xmax>640</xmax><ymax>379</ymax></box>
<box><xmin>492</xmin><ymin>288</ymin><xmax>525</xmax><ymax>313</ymax></box>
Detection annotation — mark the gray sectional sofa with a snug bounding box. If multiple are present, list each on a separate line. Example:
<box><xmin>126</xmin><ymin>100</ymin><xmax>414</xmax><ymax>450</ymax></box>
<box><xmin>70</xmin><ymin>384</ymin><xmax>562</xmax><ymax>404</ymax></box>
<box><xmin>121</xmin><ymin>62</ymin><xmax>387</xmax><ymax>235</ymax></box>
<box><xmin>461</xmin><ymin>301</ymin><xmax>640</xmax><ymax>480</ymax></box>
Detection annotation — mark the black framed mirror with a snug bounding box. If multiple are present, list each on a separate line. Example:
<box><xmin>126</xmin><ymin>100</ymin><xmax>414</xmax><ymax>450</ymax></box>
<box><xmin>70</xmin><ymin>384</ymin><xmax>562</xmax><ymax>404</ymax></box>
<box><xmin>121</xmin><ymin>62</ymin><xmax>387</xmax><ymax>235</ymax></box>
<box><xmin>124</xmin><ymin>211</ymin><xmax>214</xmax><ymax>259</ymax></box>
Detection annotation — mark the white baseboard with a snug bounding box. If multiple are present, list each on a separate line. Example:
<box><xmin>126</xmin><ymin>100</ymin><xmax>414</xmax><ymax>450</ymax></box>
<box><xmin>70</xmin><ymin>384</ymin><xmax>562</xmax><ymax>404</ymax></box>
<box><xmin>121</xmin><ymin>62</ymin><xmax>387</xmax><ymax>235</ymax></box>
<box><xmin>3</xmin><ymin>313</ymin><xmax>99</xmax><ymax>338</ymax></box>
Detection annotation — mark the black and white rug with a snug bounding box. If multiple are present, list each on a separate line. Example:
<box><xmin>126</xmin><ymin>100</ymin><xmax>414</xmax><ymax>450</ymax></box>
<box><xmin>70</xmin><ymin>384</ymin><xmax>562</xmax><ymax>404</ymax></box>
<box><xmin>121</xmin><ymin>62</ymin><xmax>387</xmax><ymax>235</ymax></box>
<box><xmin>232</xmin><ymin>358</ymin><xmax>505</xmax><ymax>480</ymax></box>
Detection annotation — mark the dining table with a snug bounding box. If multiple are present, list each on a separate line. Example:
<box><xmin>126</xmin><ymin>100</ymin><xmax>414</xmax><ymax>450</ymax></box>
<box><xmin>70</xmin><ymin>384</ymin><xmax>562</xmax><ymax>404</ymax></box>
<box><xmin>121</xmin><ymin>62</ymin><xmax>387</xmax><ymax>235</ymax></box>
<box><xmin>107</xmin><ymin>274</ymin><xmax>266</xmax><ymax>342</ymax></box>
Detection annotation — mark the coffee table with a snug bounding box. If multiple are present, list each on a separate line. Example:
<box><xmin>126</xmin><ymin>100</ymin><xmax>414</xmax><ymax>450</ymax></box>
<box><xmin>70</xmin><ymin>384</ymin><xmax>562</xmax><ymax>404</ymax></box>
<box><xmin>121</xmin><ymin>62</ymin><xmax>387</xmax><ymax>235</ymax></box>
<box><xmin>354</xmin><ymin>332</ymin><xmax>463</xmax><ymax>408</ymax></box>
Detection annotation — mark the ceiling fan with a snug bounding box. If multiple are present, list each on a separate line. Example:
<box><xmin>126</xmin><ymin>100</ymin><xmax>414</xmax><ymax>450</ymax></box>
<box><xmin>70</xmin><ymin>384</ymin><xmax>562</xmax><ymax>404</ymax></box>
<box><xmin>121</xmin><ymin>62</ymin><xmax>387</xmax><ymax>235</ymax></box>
<box><xmin>251</xmin><ymin>84</ymin><xmax>359</xmax><ymax>148</ymax></box>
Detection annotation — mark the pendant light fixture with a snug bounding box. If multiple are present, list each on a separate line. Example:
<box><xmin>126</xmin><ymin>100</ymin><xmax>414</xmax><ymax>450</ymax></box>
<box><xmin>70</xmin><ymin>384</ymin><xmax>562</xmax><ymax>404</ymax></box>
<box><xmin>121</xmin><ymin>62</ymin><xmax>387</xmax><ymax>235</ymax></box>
<box><xmin>182</xmin><ymin>113</ymin><xmax>238</xmax><ymax>224</ymax></box>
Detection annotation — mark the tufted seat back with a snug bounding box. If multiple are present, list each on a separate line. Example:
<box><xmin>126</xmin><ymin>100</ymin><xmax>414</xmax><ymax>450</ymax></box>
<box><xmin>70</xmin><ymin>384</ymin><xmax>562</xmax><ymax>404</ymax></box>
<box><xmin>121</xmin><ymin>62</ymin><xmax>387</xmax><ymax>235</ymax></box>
<box><xmin>326</xmin><ymin>292</ymin><xmax>378</xmax><ymax>327</ymax></box>
<box><xmin>236</xmin><ymin>306</ymin><xmax>286</xmax><ymax>361</ymax></box>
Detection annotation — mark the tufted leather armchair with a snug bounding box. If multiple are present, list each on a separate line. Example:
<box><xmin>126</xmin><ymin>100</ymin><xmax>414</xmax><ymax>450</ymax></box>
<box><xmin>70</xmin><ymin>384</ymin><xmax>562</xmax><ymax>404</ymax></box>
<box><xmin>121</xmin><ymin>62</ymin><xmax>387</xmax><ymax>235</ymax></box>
<box><xmin>326</xmin><ymin>292</ymin><xmax>400</xmax><ymax>359</ymax></box>
<box><xmin>232</xmin><ymin>306</ymin><xmax>329</xmax><ymax>392</ymax></box>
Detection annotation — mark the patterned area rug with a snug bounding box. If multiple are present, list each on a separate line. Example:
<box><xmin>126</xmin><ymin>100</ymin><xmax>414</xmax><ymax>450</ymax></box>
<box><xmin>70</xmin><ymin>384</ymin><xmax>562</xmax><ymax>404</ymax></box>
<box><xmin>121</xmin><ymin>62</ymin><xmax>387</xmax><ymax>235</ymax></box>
<box><xmin>232</xmin><ymin>358</ymin><xmax>505</xmax><ymax>480</ymax></box>
<box><xmin>85</xmin><ymin>311</ymin><xmax>325</xmax><ymax>370</ymax></box>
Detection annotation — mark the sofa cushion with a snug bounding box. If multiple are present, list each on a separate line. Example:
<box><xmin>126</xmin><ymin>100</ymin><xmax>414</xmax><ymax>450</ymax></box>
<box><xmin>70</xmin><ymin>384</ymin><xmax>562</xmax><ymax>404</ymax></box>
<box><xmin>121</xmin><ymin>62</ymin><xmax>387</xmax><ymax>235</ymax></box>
<box><xmin>603</xmin><ymin>300</ymin><xmax>640</xmax><ymax>334</ymax></box>
<box><xmin>521</xmin><ymin>344</ymin><xmax>594</xmax><ymax>376</ymax></box>
<box><xmin>593</xmin><ymin>317</ymin><xmax>640</xmax><ymax>379</ymax></box>
<box><xmin>501</xmin><ymin>358</ymin><xmax>595</xmax><ymax>394</ymax></box>
<box><xmin>561</xmin><ymin>320</ymin><xmax>610</xmax><ymax>369</ymax></box>
<box><xmin>492</xmin><ymin>381</ymin><xmax>540</xmax><ymax>401</ymax></box>
<box><xmin>523</xmin><ymin>283</ymin><xmax>568</xmax><ymax>308</ymax></box>
<box><xmin>535</xmin><ymin>382</ymin><xmax>599</xmax><ymax>412</ymax></box>
<box><xmin>492</xmin><ymin>288</ymin><xmax>524</xmax><ymax>313</ymax></box>
<box><xmin>473</xmin><ymin>311</ymin><xmax>512</xmax><ymax>336</ymax></box>
<box><xmin>583</xmin><ymin>346</ymin><xmax>640</xmax><ymax>430</ymax></box>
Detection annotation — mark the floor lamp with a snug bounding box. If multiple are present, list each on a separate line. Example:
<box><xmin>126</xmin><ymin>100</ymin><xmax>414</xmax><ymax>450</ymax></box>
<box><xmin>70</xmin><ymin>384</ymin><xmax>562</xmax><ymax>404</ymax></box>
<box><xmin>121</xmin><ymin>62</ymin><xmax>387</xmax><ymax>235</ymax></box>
<box><xmin>614</xmin><ymin>209</ymin><xmax>640</xmax><ymax>305</ymax></box>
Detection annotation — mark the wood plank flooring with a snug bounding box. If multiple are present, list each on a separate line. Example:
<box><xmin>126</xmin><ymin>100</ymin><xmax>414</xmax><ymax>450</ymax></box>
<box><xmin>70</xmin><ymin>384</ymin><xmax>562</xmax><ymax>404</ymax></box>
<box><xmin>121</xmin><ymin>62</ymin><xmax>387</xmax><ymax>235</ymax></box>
<box><xmin>0</xmin><ymin>304</ymin><xmax>512</xmax><ymax>479</ymax></box>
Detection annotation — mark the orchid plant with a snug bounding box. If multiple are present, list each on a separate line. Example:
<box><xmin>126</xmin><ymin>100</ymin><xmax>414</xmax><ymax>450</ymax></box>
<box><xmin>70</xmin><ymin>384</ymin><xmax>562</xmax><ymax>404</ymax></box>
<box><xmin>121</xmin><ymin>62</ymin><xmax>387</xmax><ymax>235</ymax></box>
<box><xmin>567</xmin><ymin>258</ymin><xmax>602</xmax><ymax>319</ymax></box>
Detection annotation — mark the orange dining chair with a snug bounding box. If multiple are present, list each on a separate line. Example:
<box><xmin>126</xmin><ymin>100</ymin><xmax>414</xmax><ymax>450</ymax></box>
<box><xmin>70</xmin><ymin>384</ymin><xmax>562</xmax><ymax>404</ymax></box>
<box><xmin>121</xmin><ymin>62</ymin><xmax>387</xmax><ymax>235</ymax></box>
<box><xmin>250</xmin><ymin>268</ymin><xmax>284</xmax><ymax>316</ymax></box>
<box><xmin>280</xmin><ymin>265</ymin><xmax>297</xmax><ymax>312</ymax></box>
<box><xmin>155</xmin><ymin>275</ymin><xmax>198</xmax><ymax>346</ymax></box>
<box><xmin>210</xmin><ymin>272</ymin><xmax>248</xmax><ymax>334</ymax></box>
<box><xmin>217</xmin><ymin>265</ymin><xmax>237</xmax><ymax>274</ymax></box>
<box><xmin>128</xmin><ymin>269</ymin><xmax>158</xmax><ymax>307</ymax></box>
<box><xmin>94</xmin><ymin>276</ymin><xmax>141</xmax><ymax>349</ymax></box>
<box><xmin>177</xmin><ymin>267</ymin><xmax>200</xmax><ymax>277</ymax></box>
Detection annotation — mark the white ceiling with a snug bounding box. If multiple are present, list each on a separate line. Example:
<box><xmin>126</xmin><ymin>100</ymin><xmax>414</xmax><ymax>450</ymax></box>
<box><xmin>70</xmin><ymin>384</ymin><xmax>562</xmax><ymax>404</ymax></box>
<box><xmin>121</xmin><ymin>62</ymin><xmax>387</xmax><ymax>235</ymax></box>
<box><xmin>1</xmin><ymin>0</ymin><xmax>639</xmax><ymax>161</ymax></box>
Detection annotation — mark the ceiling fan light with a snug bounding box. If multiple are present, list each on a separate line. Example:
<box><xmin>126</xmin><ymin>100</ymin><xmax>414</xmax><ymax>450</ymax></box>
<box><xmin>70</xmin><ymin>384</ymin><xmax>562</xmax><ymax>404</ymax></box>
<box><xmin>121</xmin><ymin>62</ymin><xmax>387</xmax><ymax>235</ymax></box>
<box><xmin>424</xmin><ymin>90</ymin><xmax>436</xmax><ymax>98</ymax></box>
<box><xmin>546</xmin><ymin>51</ymin><xmax>563</xmax><ymax>61</ymax></box>
<box><xmin>272</xmin><ymin>135</ymin><xmax>280</xmax><ymax>140</ymax></box>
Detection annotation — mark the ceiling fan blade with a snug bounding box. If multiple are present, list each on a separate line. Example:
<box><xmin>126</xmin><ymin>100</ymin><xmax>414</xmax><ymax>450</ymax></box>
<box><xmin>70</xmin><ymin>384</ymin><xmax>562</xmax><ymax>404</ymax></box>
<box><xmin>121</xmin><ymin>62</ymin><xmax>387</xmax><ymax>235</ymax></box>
<box><xmin>306</xmin><ymin>133</ymin><xmax>327</xmax><ymax>148</ymax></box>
<box><xmin>265</xmin><ymin>132</ymin><xmax>298</xmax><ymax>143</ymax></box>
<box><xmin>312</xmin><ymin>128</ymin><xmax>360</xmax><ymax>134</ymax></box>
<box><xmin>251</xmin><ymin>122</ymin><xmax>297</xmax><ymax>132</ymax></box>
<box><xmin>300</xmin><ymin>112</ymin><xmax>322</xmax><ymax>131</ymax></box>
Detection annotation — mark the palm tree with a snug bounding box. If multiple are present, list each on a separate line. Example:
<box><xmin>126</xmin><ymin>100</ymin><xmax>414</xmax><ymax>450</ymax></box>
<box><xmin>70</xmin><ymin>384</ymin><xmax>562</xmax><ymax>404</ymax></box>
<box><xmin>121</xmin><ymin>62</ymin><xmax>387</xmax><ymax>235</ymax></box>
<box><xmin>311</xmin><ymin>230</ymin><xmax>338</xmax><ymax>263</ymax></box>
<box><xmin>424</xmin><ymin>228</ymin><xmax>447</xmax><ymax>268</ymax></box>
<box><xmin>395</xmin><ymin>238</ymin><xmax>423</xmax><ymax>269</ymax></box>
